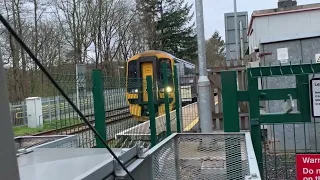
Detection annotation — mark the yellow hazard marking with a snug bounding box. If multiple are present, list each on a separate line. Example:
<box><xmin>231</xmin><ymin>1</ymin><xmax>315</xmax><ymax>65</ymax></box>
<box><xmin>183</xmin><ymin>101</ymin><xmax>218</xmax><ymax>131</ymax></box>
<box><xmin>184</xmin><ymin>117</ymin><xmax>199</xmax><ymax>131</ymax></box>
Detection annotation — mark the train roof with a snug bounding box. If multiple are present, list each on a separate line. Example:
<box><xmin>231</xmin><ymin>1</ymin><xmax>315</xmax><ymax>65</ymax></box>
<box><xmin>130</xmin><ymin>50</ymin><xmax>195</xmax><ymax>67</ymax></box>
<box><xmin>173</xmin><ymin>58</ymin><xmax>195</xmax><ymax>68</ymax></box>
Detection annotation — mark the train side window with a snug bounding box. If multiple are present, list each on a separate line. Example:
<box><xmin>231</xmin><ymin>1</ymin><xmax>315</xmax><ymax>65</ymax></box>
<box><xmin>184</xmin><ymin>63</ymin><xmax>195</xmax><ymax>75</ymax></box>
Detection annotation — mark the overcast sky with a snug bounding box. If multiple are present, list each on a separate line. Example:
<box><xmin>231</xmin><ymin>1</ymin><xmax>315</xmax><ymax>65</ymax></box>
<box><xmin>186</xmin><ymin>0</ymin><xmax>320</xmax><ymax>40</ymax></box>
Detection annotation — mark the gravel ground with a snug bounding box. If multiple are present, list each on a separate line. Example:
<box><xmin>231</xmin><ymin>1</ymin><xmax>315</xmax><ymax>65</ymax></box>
<box><xmin>263</xmin><ymin>153</ymin><xmax>296</xmax><ymax>180</ymax></box>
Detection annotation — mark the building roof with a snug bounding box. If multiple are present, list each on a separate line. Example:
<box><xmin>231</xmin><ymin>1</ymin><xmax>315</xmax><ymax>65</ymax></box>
<box><xmin>248</xmin><ymin>3</ymin><xmax>320</xmax><ymax>35</ymax></box>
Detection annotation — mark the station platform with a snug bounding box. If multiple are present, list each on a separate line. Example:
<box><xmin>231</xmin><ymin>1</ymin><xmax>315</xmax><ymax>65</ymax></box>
<box><xmin>115</xmin><ymin>102</ymin><xmax>199</xmax><ymax>141</ymax></box>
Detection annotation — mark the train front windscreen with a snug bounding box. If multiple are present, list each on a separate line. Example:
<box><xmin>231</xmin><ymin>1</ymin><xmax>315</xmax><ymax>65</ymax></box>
<box><xmin>159</xmin><ymin>58</ymin><xmax>173</xmax><ymax>93</ymax></box>
<box><xmin>127</xmin><ymin>60</ymin><xmax>139</xmax><ymax>94</ymax></box>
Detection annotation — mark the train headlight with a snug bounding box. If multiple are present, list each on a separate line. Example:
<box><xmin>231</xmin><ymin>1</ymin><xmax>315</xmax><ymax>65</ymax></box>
<box><xmin>166</xmin><ymin>86</ymin><xmax>173</xmax><ymax>93</ymax></box>
<box><xmin>130</xmin><ymin>89</ymin><xmax>138</xmax><ymax>93</ymax></box>
<box><xmin>160</xmin><ymin>87</ymin><xmax>173</xmax><ymax>93</ymax></box>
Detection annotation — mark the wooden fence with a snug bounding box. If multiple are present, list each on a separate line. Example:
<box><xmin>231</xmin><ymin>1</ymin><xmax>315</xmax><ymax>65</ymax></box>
<box><xmin>208</xmin><ymin>53</ymin><xmax>257</xmax><ymax>130</ymax></box>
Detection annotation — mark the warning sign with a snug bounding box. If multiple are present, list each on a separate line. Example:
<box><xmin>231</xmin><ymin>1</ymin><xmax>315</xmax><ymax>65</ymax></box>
<box><xmin>316</xmin><ymin>54</ymin><xmax>320</xmax><ymax>63</ymax></box>
<box><xmin>296</xmin><ymin>154</ymin><xmax>320</xmax><ymax>180</ymax></box>
<box><xmin>277</xmin><ymin>48</ymin><xmax>289</xmax><ymax>63</ymax></box>
<box><xmin>311</xmin><ymin>79</ymin><xmax>320</xmax><ymax>117</ymax></box>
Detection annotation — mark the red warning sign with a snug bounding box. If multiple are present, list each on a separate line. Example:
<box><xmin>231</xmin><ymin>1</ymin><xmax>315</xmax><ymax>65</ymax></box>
<box><xmin>296</xmin><ymin>154</ymin><xmax>320</xmax><ymax>180</ymax></box>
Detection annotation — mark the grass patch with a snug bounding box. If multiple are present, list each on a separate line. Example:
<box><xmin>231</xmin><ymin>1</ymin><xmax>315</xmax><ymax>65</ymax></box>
<box><xmin>13</xmin><ymin>118</ymin><xmax>83</xmax><ymax>136</ymax></box>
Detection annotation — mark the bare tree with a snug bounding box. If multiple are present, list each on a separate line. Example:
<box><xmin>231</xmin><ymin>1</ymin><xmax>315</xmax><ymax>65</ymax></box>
<box><xmin>0</xmin><ymin>0</ymin><xmax>149</xmax><ymax>101</ymax></box>
<box><xmin>52</xmin><ymin>0</ymin><xmax>92</xmax><ymax>65</ymax></box>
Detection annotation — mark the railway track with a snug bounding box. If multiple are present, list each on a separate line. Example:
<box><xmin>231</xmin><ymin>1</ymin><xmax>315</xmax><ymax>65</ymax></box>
<box><xmin>33</xmin><ymin>106</ymin><xmax>132</xmax><ymax>136</ymax></box>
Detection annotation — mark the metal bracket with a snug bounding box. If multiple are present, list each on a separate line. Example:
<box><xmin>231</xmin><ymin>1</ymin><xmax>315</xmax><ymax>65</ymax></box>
<box><xmin>245</xmin><ymin>173</ymin><xmax>259</xmax><ymax>179</ymax></box>
<box><xmin>259</xmin><ymin>92</ymin><xmax>267</xmax><ymax>97</ymax></box>
<box><xmin>283</xmin><ymin>94</ymin><xmax>294</xmax><ymax>114</ymax></box>
<box><xmin>250</xmin><ymin>118</ymin><xmax>260</xmax><ymax>125</ymax></box>
<box><xmin>137</xmin><ymin>145</ymin><xmax>144</xmax><ymax>158</ymax></box>
<box><xmin>113</xmin><ymin>159</ymin><xmax>124</xmax><ymax>175</ymax></box>
<box><xmin>113</xmin><ymin>145</ymin><xmax>139</xmax><ymax>176</ymax></box>
<box><xmin>16</xmin><ymin>148</ymin><xmax>33</xmax><ymax>157</ymax></box>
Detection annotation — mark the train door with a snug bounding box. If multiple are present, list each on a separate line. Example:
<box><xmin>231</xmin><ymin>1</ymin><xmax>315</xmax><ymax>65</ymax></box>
<box><xmin>141</xmin><ymin>62</ymin><xmax>153</xmax><ymax>102</ymax></box>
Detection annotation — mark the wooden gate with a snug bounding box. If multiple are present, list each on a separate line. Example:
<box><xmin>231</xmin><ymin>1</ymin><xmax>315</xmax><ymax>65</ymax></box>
<box><xmin>208</xmin><ymin>54</ymin><xmax>257</xmax><ymax>130</ymax></box>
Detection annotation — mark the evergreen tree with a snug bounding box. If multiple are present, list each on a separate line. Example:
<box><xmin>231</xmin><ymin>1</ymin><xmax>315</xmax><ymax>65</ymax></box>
<box><xmin>136</xmin><ymin>0</ymin><xmax>158</xmax><ymax>49</ymax></box>
<box><xmin>205</xmin><ymin>31</ymin><xmax>225</xmax><ymax>67</ymax></box>
<box><xmin>136</xmin><ymin>0</ymin><xmax>198</xmax><ymax>63</ymax></box>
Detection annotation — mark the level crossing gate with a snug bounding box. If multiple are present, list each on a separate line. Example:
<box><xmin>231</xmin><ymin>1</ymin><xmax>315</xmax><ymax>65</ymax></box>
<box><xmin>221</xmin><ymin>61</ymin><xmax>320</xmax><ymax>179</ymax></box>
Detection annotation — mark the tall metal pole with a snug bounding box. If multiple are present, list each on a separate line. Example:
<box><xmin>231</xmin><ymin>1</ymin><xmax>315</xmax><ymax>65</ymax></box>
<box><xmin>239</xmin><ymin>21</ymin><xmax>244</xmax><ymax>61</ymax></box>
<box><xmin>0</xmin><ymin>49</ymin><xmax>20</xmax><ymax>180</ymax></box>
<box><xmin>195</xmin><ymin>0</ymin><xmax>213</xmax><ymax>133</ymax></box>
<box><xmin>234</xmin><ymin>0</ymin><xmax>239</xmax><ymax>61</ymax></box>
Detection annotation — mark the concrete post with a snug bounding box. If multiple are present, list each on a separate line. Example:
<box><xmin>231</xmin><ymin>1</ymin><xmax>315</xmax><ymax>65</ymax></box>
<box><xmin>195</xmin><ymin>0</ymin><xmax>213</xmax><ymax>133</ymax></box>
<box><xmin>0</xmin><ymin>50</ymin><xmax>20</xmax><ymax>180</ymax></box>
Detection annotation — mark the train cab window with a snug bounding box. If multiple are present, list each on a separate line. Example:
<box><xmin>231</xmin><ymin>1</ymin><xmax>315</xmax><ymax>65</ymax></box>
<box><xmin>128</xmin><ymin>61</ymin><xmax>137</xmax><ymax>78</ymax></box>
<box><xmin>127</xmin><ymin>60</ymin><xmax>139</xmax><ymax>93</ymax></box>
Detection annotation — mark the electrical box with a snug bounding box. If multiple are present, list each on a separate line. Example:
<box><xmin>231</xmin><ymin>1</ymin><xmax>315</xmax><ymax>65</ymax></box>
<box><xmin>26</xmin><ymin>97</ymin><xmax>43</xmax><ymax>128</ymax></box>
<box><xmin>278</xmin><ymin>0</ymin><xmax>297</xmax><ymax>8</ymax></box>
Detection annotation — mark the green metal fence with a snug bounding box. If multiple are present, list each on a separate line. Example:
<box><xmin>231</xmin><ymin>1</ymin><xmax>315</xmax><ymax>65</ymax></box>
<box><xmin>12</xmin><ymin>61</ymin><xmax>199</xmax><ymax>149</ymax></box>
<box><xmin>221</xmin><ymin>61</ymin><xmax>320</xmax><ymax>179</ymax></box>
<box><xmin>12</xmin><ymin>71</ymin><xmax>132</xmax><ymax>148</ymax></box>
<box><xmin>89</xmin><ymin>64</ymin><xmax>182</xmax><ymax>148</ymax></box>
<box><xmin>110</xmin><ymin>62</ymin><xmax>199</xmax><ymax>149</ymax></box>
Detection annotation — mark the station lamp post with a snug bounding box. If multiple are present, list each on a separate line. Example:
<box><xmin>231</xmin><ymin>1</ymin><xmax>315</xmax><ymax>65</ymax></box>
<box><xmin>195</xmin><ymin>0</ymin><xmax>213</xmax><ymax>134</ymax></box>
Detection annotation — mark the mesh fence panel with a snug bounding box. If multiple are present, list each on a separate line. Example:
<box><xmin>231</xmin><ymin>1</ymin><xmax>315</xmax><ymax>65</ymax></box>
<box><xmin>261</xmin><ymin>122</ymin><xmax>320</xmax><ymax>180</ymax></box>
<box><xmin>178</xmin><ymin>72</ymin><xmax>199</xmax><ymax>133</ymax></box>
<box><xmin>14</xmin><ymin>135</ymin><xmax>79</xmax><ymax>149</ymax></box>
<box><xmin>52</xmin><ymin>138</ymin><xmax>79</xmax><ymax>148</ymax></box>
<box><xmin>178</xmin><ymin>134</ymin><xmax>249</xmax><ymax>180</ymax></box>
<box><xmin>152</xmin><ymin>137</ymin><xmax>177</xmax><ymax>180</ymax></box>
<box><xmin>150</xmin><ymin>134</ymin><xmax>250</xmax><ymax>180</ymax></box>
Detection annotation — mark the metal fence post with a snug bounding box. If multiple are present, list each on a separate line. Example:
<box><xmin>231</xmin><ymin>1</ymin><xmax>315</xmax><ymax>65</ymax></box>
<box><xmin>48</xmin><ymin>97</ymin><xmax>52</xmax><ymax>121</ymax></box>
<box><xmin>22</xmin><ymin>101</ymin><xmax>27</xmax><ymax>124</ymax></box>
<box><xmin>221</xmin><ymin>71</ymin><xmax>240</xmax><ymax>132</ymax></box>
<box><xmin>56</xmin><ymin>96</ymin><xmax>60</xmax><ymax>119</ymax></box>
<box><xmin>162</xmin><ymin>62</ymin><xmax>172</xmax><ymax>136</ymax></box>
<box><xmin>221</xmin><ymin>71</ymin><xmax>242</xmax><ymax>179</ymax></box>
<box><xmin>178</xmin><ymin>71</ymin><xmax>183</xmax><ymax>131</ymax></box>
<box><xmin>92</xmin><ymin>69</ymin><xmax>107</xmax><ymax>148</ymax></box>
<box><xmin>296</xmin><ymin>75</ymin><xmax>311</xmax><ymax>121</ymax></box>
<box><xmin>147</xmin><ymin>76</ymin><xmax>157</xmax><ymax>147</ymax></box>
<box><xmin>247</xmin><ymin>70</ymin><xmax>263</xmax><ymax>177</ymax></box>
<box><xmin>195</xmin><ymin>0</ymin><xmax>213</xmax><ymax>133</ymax></box>
<box><xmin>174</xmin><ymin>66</ymin><xmax>181</xmax><ymax>133</ymax></box>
